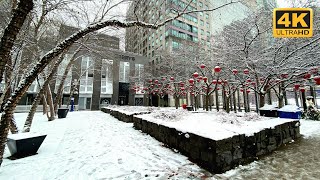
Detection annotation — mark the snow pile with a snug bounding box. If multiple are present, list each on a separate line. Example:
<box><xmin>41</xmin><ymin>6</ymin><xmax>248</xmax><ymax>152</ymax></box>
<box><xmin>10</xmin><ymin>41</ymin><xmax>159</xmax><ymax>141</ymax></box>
<box><xmin>151</xmin><ymin>109</ymin><xmax>188</xmax><ymax>122</ymax></box>
<box><xmin>136</xmin><ymin>109</ymin><xmax>297</xmax><ymax>140</ymax></box>
<box><xmin>260</xmin><ymin>104</ymin><xmax>278</xmax><ymax>110</ymax></box>
<box><xmin>8</xmin><ymin>132</ymin><xmax>46</xmax><ymax>140</ymax></box>
<box><xmin>278</xmin><ymin>105</ymin><xmax>301</xmax><ymax>112</ymax></box>
<box><xmin>103</xmin><ymin>105</ymin><xmax>156</xmax><ymax>115</ymax></box>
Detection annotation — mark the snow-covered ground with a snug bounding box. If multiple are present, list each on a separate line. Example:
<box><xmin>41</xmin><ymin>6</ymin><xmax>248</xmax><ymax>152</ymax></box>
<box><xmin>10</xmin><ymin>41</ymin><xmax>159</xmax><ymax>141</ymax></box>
<box><xmin>0</xmin><ymin>111</ymin><xmax>211</xmax><ymax>179</ymax></box>
<box><xmin>1</xmin><ymin>110</ymin><xmax>320</xmax><ymax>179</ymax></box>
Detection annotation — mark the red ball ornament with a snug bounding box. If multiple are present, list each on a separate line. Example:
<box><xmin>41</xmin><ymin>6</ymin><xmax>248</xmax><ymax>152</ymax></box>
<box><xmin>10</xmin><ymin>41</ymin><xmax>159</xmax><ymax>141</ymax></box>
<box><xmin>170</xmin><ymin>77</ymin><xmax>174</xmax><ymax>81</ymax></box>
<box><xmin>281</xmin><ymin>73</ymin><xmax>289</xmax><ymax>78</ymax></box>
<box><xmin>303</xmin><ymin>73</ymin><xmax>311</xmax><ymax>79</ymax></box>
<box><xmin>244</xmin><ymin>69</ymin><xmax>249</xmax><ymax>74</ymax></box>
<box><xmin>193</xmin><ymin>72</ymin><xmax>199</xmax><ymax>78</ymax></box>
<box><xmin>232</xmin><ymin>69</ymin><xmax>238</xmax><ymax>74</ymax></box>
<box><xmin>203</xmin><ymin>77</ymin><xmax>208</xmax><ymax>83</ymax></box>
<box><xmin>300</xmin><ymin>88</ymin><xmax>305</xmax><ymax>93</ymax></box>
<box><xmin>200</xmin><ymin>64</ymin><xmax>206</xmax><ymax>69</ymax></box>
<box><xmin>188</xmin><ymin>79</ymin><xmax>194</xmax><ymax>84</ymax></box>
<box><xmin>294</xmin><ymin>84</ymin><xmax>300</xmax><ymax>90</ymax></box>
<box><xmin>214</xmin><ymin>66</ymin><xmax>221</xmax><ymax>73</ymax></box>
<box><xmin>314</xmin><ymin>76</ymin><xmax>320</xmax><ymax>85</ymax></box>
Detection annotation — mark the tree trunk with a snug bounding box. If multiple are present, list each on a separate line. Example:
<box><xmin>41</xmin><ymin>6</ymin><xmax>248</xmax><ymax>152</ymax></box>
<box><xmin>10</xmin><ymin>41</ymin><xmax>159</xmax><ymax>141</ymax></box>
<box><xmin>0</xmin><ymin>104</ymin><xmax>15</xmax><ymax>166</ymax></box>
<box><xmin>5</xmin><ymin>58</ymin><xmax>18</xmax><ymax>133</ymax></box>
<box><xmin>174</xmin><ymin>96</ymin><xmax>179</xmax><ymax>109</ymax></box>
<box><xmin>222</xmin><ymin>87</ymin><xmax>226</xmax><ymax>110</ymax></box>
<box><xmin>254</xmin><ymin>91</ymin><xmax>259</xmax><ymax>112</ymax></box>
<box><xmin>243</xmin><ymin>90</ymin><xmax>248</xmax><ymax>112</ymax></box>
<box><xmin>46</xmin><ymin>85</ymin><xmax>55</xmax><ymax>121</ymax></box>
<box><xmin>267</xmin><ymin>89</ymin><xmax>272</xmax><ymax>104</ymax></box>
<box><xmin>246</xmin><ymin>92</ymin><xmax>250</xmax><ymax>112</ymax></box>
<box><xmin>301</xmin><ymin>91</ymin><xmax>307</xmax><ymax>111</ymax></box>
<box><xmin>278</xmin><ymin>96</ymin><xmax>284</xmax><ymax>108</ymax></box>
<box><xmin>237</xmin><ymin>89</ymin><xmax>241</xmax><ymax>112</ymax></box>
<box><xmin>215</xmin><ymin>89</ymin><xmax>219</xmax><ymax>111</ymax></box>
<box><xmin>233</xmin><ymin>91</ymin><xmax>237</xmax><ymax>113</ymax></box>
<box><xmin>225</xmin><ymin>97</ymin><xmax>230</xmax><ymax>113</ymax></box>
<box><xmin>209</xmin><ymin>95</ymin><xmax>212</xmax><ymax>111</ymax></box>
<box><xmin>205</xmin><ymin>95</ymin><xmax>209</xmax><ymax>111</ymax></box>
<box><xmin>294</xmin><ymin>89</ymin><xmax>299</xmax><ymax>107</ymax></box>
<box><xmin>259</xmin><ymin>93</ymin><xmax>266</xmax><ymax>108</ymax></box>
<box><xmin>42</xmin><ymin>94</ymin><xmax>47</xmax><ymax>115</ymax></box>
<box><xmin>23</xmin><ymin>89</ymin><xmax>45</xmax><ymax>132</ymax></box>
<box><xmin>0</xmin><ymin>0</ymin><xmax>33</xmax><ymax>83</ymax></box>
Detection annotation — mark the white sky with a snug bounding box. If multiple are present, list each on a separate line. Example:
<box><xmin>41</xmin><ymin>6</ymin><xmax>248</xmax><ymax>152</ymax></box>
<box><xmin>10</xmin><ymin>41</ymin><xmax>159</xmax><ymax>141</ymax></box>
<box><xmin>276</xmin><ymin>0</ymin><xmax>289</xmax><ymax>7</ymax></box>
<box><xmin>276</xmin><ymin>0</ymin><xmax>320</xmax><ymax>7</ymax></box>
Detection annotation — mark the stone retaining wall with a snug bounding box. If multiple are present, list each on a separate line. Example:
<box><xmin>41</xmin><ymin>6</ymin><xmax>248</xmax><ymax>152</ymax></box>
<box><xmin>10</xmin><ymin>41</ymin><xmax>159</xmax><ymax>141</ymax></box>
<box><xmin>101</xmin><ymin>108</ymin><xmax>301</xmax><ymax>173</ymax></box>
<box><xmin>101</xmin><ymin>107</ymin><xmax>150</xmax><ymax>123</ymax></box>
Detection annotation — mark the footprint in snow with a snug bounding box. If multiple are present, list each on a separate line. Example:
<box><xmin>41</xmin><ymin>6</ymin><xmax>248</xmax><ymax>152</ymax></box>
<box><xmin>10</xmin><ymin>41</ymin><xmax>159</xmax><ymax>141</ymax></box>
<box><xmin>118</xmin><ymin>158</ymin><xmax>123</xmax><ymax>164</ymax></box>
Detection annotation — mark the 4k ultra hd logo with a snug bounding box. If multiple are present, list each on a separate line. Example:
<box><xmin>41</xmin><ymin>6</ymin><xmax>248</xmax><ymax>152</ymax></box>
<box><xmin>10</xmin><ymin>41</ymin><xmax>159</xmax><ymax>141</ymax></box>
<box><xmin>273</xmin><ymin>8</ymin><xmax>313</xmax><ymax>38</ymax></box>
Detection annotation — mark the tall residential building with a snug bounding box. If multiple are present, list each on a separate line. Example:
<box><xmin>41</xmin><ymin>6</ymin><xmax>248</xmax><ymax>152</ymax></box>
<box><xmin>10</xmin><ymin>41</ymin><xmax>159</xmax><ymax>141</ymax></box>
<box><xmin>125</xmin><ymin>0</ymin><xmax>212</xmax><ymax>60</ymax></box>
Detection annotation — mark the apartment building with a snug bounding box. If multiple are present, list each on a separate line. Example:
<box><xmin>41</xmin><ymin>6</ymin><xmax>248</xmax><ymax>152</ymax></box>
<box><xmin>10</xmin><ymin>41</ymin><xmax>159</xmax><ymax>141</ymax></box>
<box><xmin>126</xmin><ymin>0</ymin><xmax>212</xmax><ymax>59</ymax></box>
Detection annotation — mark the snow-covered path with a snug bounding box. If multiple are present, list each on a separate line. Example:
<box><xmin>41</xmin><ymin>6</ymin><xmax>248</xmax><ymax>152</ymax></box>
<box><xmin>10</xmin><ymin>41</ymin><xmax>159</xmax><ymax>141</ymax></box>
<box><xmin>0</xmin><ymin>111</ymin><xmax>211</xmax><ymax>179</ymax></box>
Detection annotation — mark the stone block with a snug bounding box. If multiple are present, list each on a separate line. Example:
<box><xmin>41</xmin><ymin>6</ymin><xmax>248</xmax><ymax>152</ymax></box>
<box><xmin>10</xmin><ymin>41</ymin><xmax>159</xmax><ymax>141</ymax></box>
<box><xmin>216</xmin><ymin>138</ymin><xmax>232</xmax><ymax>153</ymax></box>
<box><xmin>268</xmin><ymin>137</ymin><xmax>276</xmax><ymax>145</ymax></box>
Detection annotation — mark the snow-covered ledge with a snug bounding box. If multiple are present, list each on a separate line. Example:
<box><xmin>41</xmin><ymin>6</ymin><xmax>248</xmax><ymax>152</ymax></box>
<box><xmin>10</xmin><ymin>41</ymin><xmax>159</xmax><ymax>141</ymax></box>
<box><xmin>102</xmin><ymin>107</ymin><xmax>301</xmax><ymax>173</ymax></box>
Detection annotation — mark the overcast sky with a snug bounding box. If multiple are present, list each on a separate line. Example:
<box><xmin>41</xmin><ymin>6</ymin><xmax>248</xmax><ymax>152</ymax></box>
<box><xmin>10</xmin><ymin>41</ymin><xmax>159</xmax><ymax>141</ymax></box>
<box><xmin>276</xmin><ymin>0</ymin><xmax>289</xmax><ymax>7</ymax></box>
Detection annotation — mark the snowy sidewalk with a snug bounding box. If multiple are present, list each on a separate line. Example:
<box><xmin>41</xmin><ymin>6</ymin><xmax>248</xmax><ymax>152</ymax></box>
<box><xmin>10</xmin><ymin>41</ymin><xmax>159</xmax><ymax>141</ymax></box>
<box><xmin>0</xmin><ymin>111</ymin><xmax>211</xmax><ymax>179</ymax></box>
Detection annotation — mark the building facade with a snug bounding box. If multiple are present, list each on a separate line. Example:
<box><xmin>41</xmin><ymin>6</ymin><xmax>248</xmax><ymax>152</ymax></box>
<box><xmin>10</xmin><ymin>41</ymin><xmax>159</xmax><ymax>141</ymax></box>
<box><xmin>13</xmin><ymin>24</ymin><xmax>148</xmax><ymax>111</ymax></box>
<box><xmin>126</xmin><ymin>0</ymin><xmax>212</xmax><ymax>59</ymax></box>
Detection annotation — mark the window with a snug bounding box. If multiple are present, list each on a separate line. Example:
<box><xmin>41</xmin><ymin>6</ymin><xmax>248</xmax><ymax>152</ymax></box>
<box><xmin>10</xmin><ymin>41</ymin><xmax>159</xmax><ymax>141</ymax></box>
<box><xmin>200</xmin><ymin>20</ymin><xmax>204</xmax><ymax>26</ymax></box>
<box><xmin>206</xmin><ymin>23</ymin><xmax>209</xmax><ymax>28</ymax></box>
<box><xmin>119</xmin><ymin>61</ymin><xmax>130</xmax><ymax>83</ymax></box>
<box><xmin>199</xmin><ymin>2</ymin><xmax>203</xmax><ymax>7</ymax></box>
<box><xmin>79</xmin><ymin>56</ymin><xmax>94</xmax><ymax>93</ymax></box>
<box><xmin>201</xmin><ymin>29</ymin><xmax>204</xmax><ymax>35</ymax></box>
<box><xmin>101</xmin><ymin>59</ymin><xmax>113</xmax><ymax>94</ymax></box>
<box><xmin>205</xmin><ymin>13</ymin><xmax>209</xmax><ymax>19</ymax></box>
<box><xmin>192</xmin><ymin>26</ymin><xmax>198</xmax><ymax>33</ymax></box>
<box><xmin>172</xmin><ymin>41</ymin><xmax>180</xmax><ymax>49</ymax></box>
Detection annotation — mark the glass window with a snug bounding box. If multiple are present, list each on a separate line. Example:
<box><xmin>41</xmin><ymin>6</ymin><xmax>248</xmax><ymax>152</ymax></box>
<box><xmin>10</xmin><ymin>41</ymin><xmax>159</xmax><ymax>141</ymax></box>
<box><xmin>201</xmin><ymin>29</ymin><xmax>204</xmax><ymax>35</ymax></box>
<box><xmin>200</xmin><ymin>20</ymin><xmax>204</xmax><ymax>26</ymax></box>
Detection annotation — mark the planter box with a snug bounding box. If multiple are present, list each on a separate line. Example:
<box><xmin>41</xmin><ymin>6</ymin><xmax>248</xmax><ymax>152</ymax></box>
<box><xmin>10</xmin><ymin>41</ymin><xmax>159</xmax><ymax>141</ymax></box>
<box><xmin>278</xmin><ymin>111</ymin><xmax>302</xmax><ymax>119</ymax></box>
<box><xmin>7</xmin><ymin>133</ymin><xmax>47</xmax><ymax>159</ymax></box>
<box><xmin>58</xmin><ymin>108</ymin><xmax>69</xmax><ymax>118</ymax></box>
<box><xmin>260</xmin><ymin>110</ymin><xmax>278</xmax><ymax>117</ymax></box>
<box><xmin>186</xmin><ymin>106</ymin><xmax>193</xmax><ymax>111</ymax></box>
